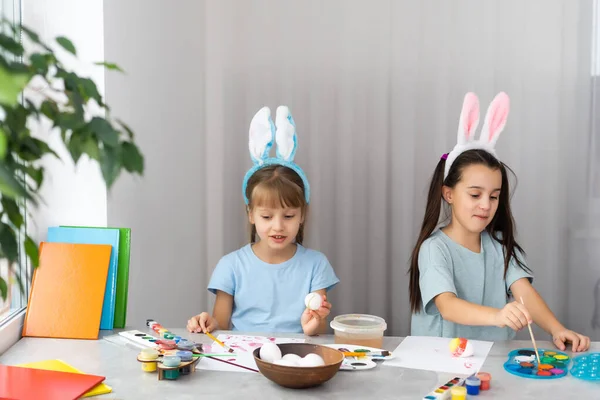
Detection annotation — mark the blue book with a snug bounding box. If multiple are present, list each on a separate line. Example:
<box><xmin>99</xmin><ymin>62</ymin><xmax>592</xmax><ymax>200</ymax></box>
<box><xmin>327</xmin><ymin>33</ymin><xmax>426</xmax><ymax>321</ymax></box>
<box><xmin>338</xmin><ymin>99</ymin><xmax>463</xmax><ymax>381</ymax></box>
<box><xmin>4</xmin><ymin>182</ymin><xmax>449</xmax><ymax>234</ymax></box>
<box><xmin>47</xmin><ymin>226</ymin><xmax>120</xmax><ymax>330</ymax></box>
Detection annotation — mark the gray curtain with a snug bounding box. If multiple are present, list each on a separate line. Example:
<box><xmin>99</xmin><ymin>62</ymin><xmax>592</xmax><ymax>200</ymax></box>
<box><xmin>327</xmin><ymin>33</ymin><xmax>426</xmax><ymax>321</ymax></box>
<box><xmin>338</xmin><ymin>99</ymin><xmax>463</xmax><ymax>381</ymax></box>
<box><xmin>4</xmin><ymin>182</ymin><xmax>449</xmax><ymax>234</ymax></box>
<box><xmin>104</xmin><ymin>0</ymin><xmax>599</xmax><ymax>340</ymax></box>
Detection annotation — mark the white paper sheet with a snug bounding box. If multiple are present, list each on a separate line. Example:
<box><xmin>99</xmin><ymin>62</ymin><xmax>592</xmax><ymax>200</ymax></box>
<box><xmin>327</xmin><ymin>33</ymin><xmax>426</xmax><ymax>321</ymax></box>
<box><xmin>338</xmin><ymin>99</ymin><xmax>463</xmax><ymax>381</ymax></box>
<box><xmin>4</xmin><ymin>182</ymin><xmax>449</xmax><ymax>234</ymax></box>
<box><xmin>382</xmin><ymin>336</ymin><xmax>494</xmax><ymax>375</ymax></box>
<box><xmin>195</xmin><ymin>334</ymin><xmax>305</xmax><ymax>373</ymax></box>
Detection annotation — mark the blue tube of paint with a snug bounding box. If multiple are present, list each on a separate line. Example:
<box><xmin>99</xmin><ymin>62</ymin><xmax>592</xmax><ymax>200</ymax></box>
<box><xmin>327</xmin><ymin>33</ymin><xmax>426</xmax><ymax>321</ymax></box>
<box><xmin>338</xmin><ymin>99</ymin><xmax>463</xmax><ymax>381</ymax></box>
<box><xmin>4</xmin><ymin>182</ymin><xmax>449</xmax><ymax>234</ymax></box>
<box><xmin>465</xmin><ymin>376</ymin><xmax>481</xmax><ymax>395</ymax></box>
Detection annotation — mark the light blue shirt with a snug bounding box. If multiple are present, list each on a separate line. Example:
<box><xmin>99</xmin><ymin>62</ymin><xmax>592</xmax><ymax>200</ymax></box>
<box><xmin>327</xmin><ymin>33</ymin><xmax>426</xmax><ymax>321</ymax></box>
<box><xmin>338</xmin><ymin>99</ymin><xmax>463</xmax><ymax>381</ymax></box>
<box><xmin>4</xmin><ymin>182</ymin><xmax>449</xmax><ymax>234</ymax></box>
<box><xmin>411</xmin><ymin>229</ymin><xmax>533</xmax><ymax>340</ymax></box>
<box><xmin>208</xmin><ymin>244</ymin><xmax>340</xmax><ymax>333</ymax></box>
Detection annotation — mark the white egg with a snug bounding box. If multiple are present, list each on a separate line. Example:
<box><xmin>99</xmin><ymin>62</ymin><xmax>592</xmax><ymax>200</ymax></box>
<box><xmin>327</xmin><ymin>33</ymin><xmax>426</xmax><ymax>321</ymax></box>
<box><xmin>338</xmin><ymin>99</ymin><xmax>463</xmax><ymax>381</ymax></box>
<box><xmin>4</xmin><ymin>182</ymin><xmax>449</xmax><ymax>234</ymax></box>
<box><xmin>459</xmin><ymin>341</ymin><xmax>474</xmax><ymax>358</ymax></box>
<box><xmin>274</xmin><ymin>359</ymin><xmax>298</xmax><ymax>367</ymax></box>
<box><xmin>297</xmin><ymin>353</ymin><xmax>325</xmax><ymax>367</ymax></box>
<box><xmin>259</xmin><ymin>342</ymin><xmax>282</xmax><ymax>363</ymax></box>
<box><xmin>282</xmin><ymin>353</ymin><xmax>302</xmax><ymax>363</ymax></box>
<box><xmin>304</xmin><ymin>293</ymin><xmax>322</xmax><ymax>311</ymax></box>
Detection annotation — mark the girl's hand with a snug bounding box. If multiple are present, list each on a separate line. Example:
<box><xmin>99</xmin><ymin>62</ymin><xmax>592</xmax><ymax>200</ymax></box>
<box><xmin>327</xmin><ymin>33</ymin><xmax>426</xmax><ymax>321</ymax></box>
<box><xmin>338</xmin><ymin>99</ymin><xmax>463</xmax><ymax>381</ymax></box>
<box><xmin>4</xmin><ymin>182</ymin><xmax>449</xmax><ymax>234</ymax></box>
<box><xmin>301</xmin><ymin>295</ymin><xmax>332</xmax><ymax>336</ymax></box>
<box><xmin>494</xmin><ymin>301</ymin><xmax>533</xmax><ymax>331</ymax></box>
<box><xmin>187</xmin><ymin>312</ymin><xmax>218</xmax><ymax>333</ymax></box>
<box><xmin>552</xmin><ymin>328</ymin><xmax>590</xmax><ymax>352</ymax></box>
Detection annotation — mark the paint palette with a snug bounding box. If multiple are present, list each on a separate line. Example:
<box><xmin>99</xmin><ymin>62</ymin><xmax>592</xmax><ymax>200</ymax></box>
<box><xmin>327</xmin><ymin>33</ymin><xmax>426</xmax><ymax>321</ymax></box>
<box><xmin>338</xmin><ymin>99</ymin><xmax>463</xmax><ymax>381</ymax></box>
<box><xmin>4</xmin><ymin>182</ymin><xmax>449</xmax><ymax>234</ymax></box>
<box><xmin>323</xmin><ymin>344</ymin><xmax>394</xmax><ymax>371</ymax></box>
<box><xmin>422</xmin><ymin>376</ymin><xmax>466</xmax><ymax>400</ymax></box>
<box><xmin>503</xmin><ymin>348</ymin><xmax>570</xmax><ymax>379</ymax></box>
<box><xmin>323</xmin><ymin>344</ymin><xmax>395</xmax><ymax>361</ymax></box>
<box><xmin>569</xmin><ymin>352</ymin><xmax>600</xmax><ymax>381</ymax></box>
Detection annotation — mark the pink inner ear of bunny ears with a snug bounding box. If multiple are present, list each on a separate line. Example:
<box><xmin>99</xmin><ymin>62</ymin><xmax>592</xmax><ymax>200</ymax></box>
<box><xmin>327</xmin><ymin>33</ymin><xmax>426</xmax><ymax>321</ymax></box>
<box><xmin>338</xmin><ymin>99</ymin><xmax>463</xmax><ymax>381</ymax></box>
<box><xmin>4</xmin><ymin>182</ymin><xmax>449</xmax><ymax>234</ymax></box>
<box><xmin>462</xmin><ymin>93</ymin><xmax>480</xmax><ymax>140</ymax></box>
<box><xmin>486</xmin><ymin>93</ymin><xmax>510</xmax><ymax>142</ymax></box>
<box><xmin>441</xmin><ymin>153</ymin><xmax>449</xmax><ymax>160</ymax></box>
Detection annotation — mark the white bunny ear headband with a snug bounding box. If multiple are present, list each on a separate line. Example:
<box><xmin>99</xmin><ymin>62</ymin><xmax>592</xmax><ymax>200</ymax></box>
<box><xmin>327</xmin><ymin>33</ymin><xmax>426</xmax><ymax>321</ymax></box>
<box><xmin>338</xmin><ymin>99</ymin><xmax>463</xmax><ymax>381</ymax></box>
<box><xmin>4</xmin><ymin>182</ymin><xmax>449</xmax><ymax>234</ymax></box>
<box><xmin>443</xmin><ymin>92</ymin><xmax>510</xmax><ymax>180</ymax></box>
<box><xmin>242</xmin><ymin>105</ymin><xmax>310</xmax><ymax>204</ymax></box>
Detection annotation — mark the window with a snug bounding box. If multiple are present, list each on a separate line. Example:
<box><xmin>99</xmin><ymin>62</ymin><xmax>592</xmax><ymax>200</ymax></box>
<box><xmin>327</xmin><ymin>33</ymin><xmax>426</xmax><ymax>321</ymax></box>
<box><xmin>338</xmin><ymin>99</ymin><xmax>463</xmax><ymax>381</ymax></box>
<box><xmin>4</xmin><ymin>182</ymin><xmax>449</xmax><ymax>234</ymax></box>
<box><xmin>0</xmin><ymin>0</ymin><xmax>27</xmax><ymax>328</ymax></box>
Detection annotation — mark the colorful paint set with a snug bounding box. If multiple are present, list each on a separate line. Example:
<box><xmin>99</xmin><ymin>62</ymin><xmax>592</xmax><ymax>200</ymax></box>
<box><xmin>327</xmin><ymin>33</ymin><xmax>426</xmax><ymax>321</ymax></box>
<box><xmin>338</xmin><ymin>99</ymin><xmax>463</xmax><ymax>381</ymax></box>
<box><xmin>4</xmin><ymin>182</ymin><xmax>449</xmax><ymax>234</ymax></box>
<box><xmin>503</xmin><ymin>348</ymin><xmax>570</xmax><ymax>379</ymax></box>
<box><xmin>422</xmin><ymin>372</ymin><xmax>491</xmax><ymax>400</ymax></box>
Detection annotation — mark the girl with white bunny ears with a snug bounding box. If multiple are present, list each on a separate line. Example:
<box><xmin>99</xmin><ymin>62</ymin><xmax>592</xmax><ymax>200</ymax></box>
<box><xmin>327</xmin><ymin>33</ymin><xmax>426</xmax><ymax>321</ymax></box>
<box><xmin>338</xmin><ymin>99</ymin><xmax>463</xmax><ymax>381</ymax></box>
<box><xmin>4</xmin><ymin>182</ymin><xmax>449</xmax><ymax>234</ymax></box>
<box><xmin>187</xmin><ymin>106</ymin><xmax>339</xmax><ymax>337</ymax></box>
<box><xmin>409</xmin><ymin>92</ymin><xmax>590</xmax><ymax>352</ymax></box>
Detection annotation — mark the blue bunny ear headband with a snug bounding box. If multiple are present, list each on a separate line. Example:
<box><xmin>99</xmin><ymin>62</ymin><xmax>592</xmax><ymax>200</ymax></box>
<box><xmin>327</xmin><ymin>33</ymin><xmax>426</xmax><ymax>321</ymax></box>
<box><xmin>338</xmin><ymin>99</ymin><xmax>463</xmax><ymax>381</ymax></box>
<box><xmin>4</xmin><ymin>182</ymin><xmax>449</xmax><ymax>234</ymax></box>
<box><xmin>242</xmin><ymin>106</ymin><xmax>310</xmax><ymax>205</ymax></box>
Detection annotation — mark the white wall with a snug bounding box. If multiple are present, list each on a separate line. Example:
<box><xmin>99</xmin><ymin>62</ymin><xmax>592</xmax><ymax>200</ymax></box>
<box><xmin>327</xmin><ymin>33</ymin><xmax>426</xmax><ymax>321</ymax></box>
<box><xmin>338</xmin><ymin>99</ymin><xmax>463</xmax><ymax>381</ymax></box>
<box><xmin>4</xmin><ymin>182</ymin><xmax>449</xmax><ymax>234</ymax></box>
<box><xmin>23</xmin><ymin>0</ymin><xmax>107</xmax><ymax>244</ymax></box>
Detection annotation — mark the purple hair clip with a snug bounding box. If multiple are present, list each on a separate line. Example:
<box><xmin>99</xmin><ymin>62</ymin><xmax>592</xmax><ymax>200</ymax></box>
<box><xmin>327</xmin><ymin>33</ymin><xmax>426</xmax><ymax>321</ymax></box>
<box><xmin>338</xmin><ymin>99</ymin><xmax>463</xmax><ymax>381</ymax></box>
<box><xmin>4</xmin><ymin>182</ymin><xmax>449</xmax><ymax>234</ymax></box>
<box><xmin>441</xmin><ymin>153</ymin><xmax>449</xmax><ymax>160</ymax></box>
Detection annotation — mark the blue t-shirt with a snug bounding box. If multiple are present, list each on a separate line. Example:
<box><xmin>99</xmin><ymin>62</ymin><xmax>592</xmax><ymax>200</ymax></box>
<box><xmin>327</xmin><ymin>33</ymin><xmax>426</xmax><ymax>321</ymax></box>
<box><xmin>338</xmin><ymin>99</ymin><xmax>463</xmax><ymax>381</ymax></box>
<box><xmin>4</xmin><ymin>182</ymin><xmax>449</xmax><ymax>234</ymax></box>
<box><xmin>207</xmin><ymin>244</ymin><xmax>340</xmax><ymax>333</ymax></box>
<box><xmin>410</xmin><ymin>229</ymin><xmax>533</xmax><ymax>340</ymax></box>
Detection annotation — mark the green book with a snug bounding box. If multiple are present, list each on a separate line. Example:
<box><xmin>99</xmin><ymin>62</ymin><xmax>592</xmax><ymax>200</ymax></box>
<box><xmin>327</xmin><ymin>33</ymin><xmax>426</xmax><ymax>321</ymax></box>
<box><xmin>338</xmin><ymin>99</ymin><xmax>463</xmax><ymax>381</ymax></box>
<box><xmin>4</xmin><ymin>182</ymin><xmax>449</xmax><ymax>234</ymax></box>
<box><xmin>62</xmin><ymin>226</ymin><xmax>131</xmax><ymax>328</ymax></box>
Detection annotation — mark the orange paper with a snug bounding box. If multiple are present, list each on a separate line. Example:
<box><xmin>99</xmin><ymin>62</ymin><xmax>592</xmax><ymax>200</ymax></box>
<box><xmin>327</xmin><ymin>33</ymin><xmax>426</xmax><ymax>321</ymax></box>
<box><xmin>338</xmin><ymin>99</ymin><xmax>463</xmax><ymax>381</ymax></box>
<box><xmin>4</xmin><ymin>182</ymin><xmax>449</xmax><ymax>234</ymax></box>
<box><xmin>22</xmin><ymin>242</ymin><xmax>112</xmax><ymax>339</ymax></box>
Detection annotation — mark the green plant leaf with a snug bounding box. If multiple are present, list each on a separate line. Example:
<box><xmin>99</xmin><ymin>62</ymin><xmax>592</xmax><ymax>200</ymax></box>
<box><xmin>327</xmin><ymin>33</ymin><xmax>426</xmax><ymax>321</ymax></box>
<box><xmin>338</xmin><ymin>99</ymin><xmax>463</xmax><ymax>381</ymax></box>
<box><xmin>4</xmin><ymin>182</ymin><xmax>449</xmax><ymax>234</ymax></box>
<box><xmin>82</xmin><ymin>137</ymin><xmax>100</xmax><ymax>161</ymax></box>
<box><xmin>0</xmin><ymin>127</ymin><xmax>7</xmax><ymax>159</ymax></box>
<box><xmin>20</xmin><ymin>25</ymin><xmax>40</xmax><ymax>42</ymax></box>
<box><xmin>0</xmin><ymin>222</ymin><xmax>18</xmax><ymax>262</ymax></box>
<box><xmin>40</xmin><ymin>100</ymin><xmax>59</xmax><ymax>120</ymax></box>
<box><xmin>56</xmin><ymin>36</ymin><xmax>76</xmax><ymax>55</ymax></box>
<box><xmin>57</xmin><ymin>112</ymin><xmax>84</xmax><ymax>131</ymax></box>
<box><xmin>0</xmin><ymin>163</ymin><xmax>31</xmax><ymax>201</ymax></box>
<box><xmin>24</xmin><ymin>235</ymin><xmax>39</xmax><ymax>268</ymax></box>
<box><xmin>67</xmin><ymin>133</ymin><xmax>83</xmax><ymax>164</ymax></box>
<box><xmin>122</xmin><ymin>142</ymin><xmax>144</xmax><ymax>173</ymax></box>
<box><xmin>30</xmin><ymin>53</ymin><xmax>49</xmax><ymax>75</ymax></box>
<box><xmin>94</xmin><ymin>61</ymin><xmax>124</xmax><ymax>73</ymax></box>
<box><xmin>15</xmin><ymin>164</ymin><xmax>43</xmax><ymax>189</ymax></box>
<box><xmin>89</xmin><ymin>117</ymin><xmax>118</xmax><ymax>147</ymax></box>
<box><xmin>1</xmin><ymin>197</ymin><xmax>23</xmax><ymax>228</ymax></box>
<box><xmin>100</xmin><ymin>146</ymin><xmax>122</xmax><ymax>188</ymax></box>
<box><xmin>0</xmin><ymin>63</ymin><xmax>30</xmax><ymax>107</ymax></box>
<box><xmin>0</xmin><ymin>33</ymin><xmax>24</xmax><ymax>56</ymax></box>
<box><xmin>117</xmin><ymin>119</ymin><xmax>135</xmax><ymax>139</ymax></box>
<box><xmin>0</xmin><ymin>277</ymin><xmax>6</xmax><ymax>301</ymax></box>
<box><xmin>79</xmin><ymin>78</ymin><xmax>103</xmax><ymax>105</ymax></box>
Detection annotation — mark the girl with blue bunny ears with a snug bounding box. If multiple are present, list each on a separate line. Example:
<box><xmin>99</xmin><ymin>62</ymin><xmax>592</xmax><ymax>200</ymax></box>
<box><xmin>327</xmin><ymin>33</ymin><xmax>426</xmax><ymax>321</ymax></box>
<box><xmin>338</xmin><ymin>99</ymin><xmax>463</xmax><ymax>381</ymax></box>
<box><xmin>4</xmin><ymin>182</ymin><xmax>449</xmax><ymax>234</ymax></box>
<box><xmin>409</xmin><ymin>92</ymin><xmax>590</xmax><ymax>352</ymax></box>
<box><xmin>187</xmin><ymin>106</ymin><xmax>339</xmax><ymax>336</ymax></box>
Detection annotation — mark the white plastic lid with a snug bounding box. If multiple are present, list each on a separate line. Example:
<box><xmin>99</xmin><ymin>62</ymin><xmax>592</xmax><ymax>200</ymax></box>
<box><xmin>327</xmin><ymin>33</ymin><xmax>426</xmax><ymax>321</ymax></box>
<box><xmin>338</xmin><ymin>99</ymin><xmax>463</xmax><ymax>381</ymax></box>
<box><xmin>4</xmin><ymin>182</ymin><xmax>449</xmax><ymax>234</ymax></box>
<box><xmin>330</xmin><ymin>314</ymin><xmax>387</xmax><ymax>334</ymax></box>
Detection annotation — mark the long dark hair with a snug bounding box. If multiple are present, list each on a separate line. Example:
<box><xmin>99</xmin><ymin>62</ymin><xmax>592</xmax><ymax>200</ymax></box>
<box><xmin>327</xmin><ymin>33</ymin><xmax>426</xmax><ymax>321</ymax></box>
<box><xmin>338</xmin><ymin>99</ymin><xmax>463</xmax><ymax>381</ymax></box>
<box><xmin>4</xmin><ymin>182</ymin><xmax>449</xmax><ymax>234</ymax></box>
<box><xmin>409</xmin><ymin>149</ymin><xmax>531</xmax><ymax>313</ymax></box>
<box><xmin>245</xmin><ymin>165</ymin><xmax>308</xmax><ymax>244</ymax></box>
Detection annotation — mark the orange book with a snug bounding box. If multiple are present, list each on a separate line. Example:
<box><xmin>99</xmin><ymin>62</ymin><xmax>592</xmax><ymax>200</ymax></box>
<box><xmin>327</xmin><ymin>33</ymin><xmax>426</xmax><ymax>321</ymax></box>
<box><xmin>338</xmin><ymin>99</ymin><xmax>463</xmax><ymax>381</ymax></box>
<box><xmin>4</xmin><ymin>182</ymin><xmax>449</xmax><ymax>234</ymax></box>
<box><xmin>22</xmin><ymin>242</ymin><xmax>112</xmax><ymax>340</ymax></box>
<box><xmin>0</xmin><ymin>364</ymin><xmax>105</xmax><ymax>400</ymax></box>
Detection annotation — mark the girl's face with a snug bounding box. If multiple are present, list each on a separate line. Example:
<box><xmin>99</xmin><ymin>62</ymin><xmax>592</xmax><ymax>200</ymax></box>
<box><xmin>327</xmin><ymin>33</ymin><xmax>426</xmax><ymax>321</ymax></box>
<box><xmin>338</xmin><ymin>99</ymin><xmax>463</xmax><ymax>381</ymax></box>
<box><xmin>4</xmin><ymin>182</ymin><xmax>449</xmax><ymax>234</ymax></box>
<box><xmin>442</xmin><ymin>163</ymin><xmax>502</xmax><ymax>235</ymax></box>
<box><xmin>249</xmin><ymin>205</ymin><xmax>303</xmax><ymax>251</ymax></box>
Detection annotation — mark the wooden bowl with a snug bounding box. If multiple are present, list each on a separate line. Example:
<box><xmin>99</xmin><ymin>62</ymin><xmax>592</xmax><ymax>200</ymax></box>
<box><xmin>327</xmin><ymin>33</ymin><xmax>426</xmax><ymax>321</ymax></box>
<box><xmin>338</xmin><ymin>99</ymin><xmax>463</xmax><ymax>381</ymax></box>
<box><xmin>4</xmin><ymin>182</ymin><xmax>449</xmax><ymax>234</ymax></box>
<box><xmin>253</xmin><ymin>343</ymin><xmax>344</xmax><ymax>389</ymax></box>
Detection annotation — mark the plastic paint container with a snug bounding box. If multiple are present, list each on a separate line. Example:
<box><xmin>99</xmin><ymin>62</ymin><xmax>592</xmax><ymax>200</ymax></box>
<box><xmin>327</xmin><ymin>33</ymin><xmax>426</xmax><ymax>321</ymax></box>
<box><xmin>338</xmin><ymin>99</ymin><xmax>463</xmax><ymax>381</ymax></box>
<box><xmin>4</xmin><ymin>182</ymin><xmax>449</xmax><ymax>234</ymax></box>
<box><xmin>330</xmin><ymin>314</ymin><xmax>387</xmax><ymax>348</ymax></box>
<box><xmin>476</xmin><ymin>372</ymin><xmax>491</xmax><ymax>390</ymax></box>
<box><xmin>465</xmin><ymin>376</ymin><xmax>480</xmax><ymax>395</ymax></box>
<box><xmin>177</xmin><ymin>340</ymin><xmax>195</xmax><ymax>351</ymax></box>
<box><xmin>450</xmin><ymin>385</ymin><xmax>466</xmax><ymax>400</ymax></box>
<box><xmin>138</xmin><ymin>348</ymin><xmax>159</xmax><ymax>372</ymax></box>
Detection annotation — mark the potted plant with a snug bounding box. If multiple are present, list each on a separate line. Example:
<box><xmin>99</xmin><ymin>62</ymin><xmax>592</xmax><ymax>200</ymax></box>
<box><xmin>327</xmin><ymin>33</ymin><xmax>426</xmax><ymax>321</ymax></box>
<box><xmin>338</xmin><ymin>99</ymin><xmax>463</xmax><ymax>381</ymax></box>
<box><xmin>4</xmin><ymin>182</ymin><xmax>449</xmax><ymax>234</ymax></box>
<box><xmin>0</xmin><ymin>18</ymin><xmax>144</xmax><ymax>301</ymax></box>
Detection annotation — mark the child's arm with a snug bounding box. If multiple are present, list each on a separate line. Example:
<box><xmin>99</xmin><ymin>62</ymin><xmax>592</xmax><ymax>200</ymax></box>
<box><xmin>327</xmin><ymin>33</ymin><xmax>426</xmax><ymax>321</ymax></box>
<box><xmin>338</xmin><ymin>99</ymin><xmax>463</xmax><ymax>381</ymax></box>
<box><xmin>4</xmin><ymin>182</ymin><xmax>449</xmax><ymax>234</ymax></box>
<box><xmin>301</xmin><ymin>289</ymin><xmax>331</xmax><ymax>336</ymax></box>
<box><xmin>186</xmin><ymin>290</ymin><xmax>233</xmax><ymax>333</ymax></box>
<box><xmin>434</xmin><ymin>292</ymin><xmax>533</xmax><ymax>331</ymax></box>
<box><xmin>510</xmin><ymin>278</ymin><xmax>590</xmax><ymax>352</ymax></box>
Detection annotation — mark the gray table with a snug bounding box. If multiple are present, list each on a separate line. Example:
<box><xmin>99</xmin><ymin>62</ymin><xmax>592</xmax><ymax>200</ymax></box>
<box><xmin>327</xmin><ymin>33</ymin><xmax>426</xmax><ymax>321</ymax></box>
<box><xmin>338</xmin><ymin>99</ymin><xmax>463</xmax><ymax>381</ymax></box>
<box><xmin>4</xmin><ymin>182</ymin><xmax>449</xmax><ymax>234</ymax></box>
<box><xmin>1</xmin><ymin>328</ymin><xmax>598</xmax><ymax>399</ymax></box>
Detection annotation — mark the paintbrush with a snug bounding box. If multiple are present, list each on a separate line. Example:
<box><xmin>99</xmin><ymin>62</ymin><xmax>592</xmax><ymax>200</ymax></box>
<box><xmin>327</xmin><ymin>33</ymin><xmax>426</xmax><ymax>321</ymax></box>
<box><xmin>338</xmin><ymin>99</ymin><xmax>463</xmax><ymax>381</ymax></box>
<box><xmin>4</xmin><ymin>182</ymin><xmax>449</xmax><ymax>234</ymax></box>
<box><xmin>520</xmin><ymin>296</ymin><xmax>541</xmax><ymax>365</ymax></box>
<box><xmin>205</xmin><ymin>331</ymin><xmax>235</xmax><ymax>353</ymax></box>
<box><xmin>207</xmin><ymin>356</ymin><xmax>259</xmax><ymax>372</ymax></box>
<box><xmin>342</xmin><ymin>351</ymin><xmax>390</xmax><ymax>358</ymax></box>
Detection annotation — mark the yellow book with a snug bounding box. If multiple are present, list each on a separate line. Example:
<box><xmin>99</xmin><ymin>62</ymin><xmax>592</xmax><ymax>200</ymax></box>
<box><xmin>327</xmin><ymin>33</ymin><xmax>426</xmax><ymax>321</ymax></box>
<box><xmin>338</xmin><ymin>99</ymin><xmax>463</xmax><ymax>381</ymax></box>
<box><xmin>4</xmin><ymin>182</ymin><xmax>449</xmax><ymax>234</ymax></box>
<box><xmin>16</xmin><ymin>359</ymin><xmax>112</xmax><ymax>397</ymax></box>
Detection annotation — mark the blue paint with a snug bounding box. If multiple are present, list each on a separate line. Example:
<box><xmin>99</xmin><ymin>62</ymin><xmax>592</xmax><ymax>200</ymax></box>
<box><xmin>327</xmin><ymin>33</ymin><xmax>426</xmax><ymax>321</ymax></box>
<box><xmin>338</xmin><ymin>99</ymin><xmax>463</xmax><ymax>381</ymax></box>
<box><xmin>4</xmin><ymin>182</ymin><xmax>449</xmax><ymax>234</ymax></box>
<box><xmin>465</xmin><ymin>376</ymin><xmax>480</xmax><ymax>395</ymax></box>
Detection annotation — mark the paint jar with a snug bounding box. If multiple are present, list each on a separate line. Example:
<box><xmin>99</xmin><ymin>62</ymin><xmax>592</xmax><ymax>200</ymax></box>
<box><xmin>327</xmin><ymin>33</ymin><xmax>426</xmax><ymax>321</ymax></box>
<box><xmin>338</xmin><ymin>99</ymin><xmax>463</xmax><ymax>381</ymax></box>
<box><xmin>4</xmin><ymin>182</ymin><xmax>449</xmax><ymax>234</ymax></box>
<box><xmin>330</xmin><ymin>314</ymin><xmax>387</xmax><ymax>349</ymax></box>
<box><xmin>476</xmin><ymin>372</ymin><xmax>491</xmax><ymax>390</ymax></box>
<box><xmin>176</xmin><ymin>351</ymin><xmax>193</xmax><ymax>362</ymax></box>
<box><xmin>450</xmin><ymin>385</ymin><xmax>466</xmax><ymax>400</ymax></box>
<box><xmin>162</xmin><ymin>355</ymin><xmax>181</xmax><ymax>368</ymax></box>
<box><xmin>465</xmin><ymin>376</ymin><xmax>480</xmax><ymax>395</ymax></box>
<box><xmin>177</xmin><ymin>340</ymin><xmax>195</xmax><ymax>351</ymax></box>
<box><xmin>138</xmin><ymin>348</ymin><xmax>159</xmax><ymax>372</ymax></box>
